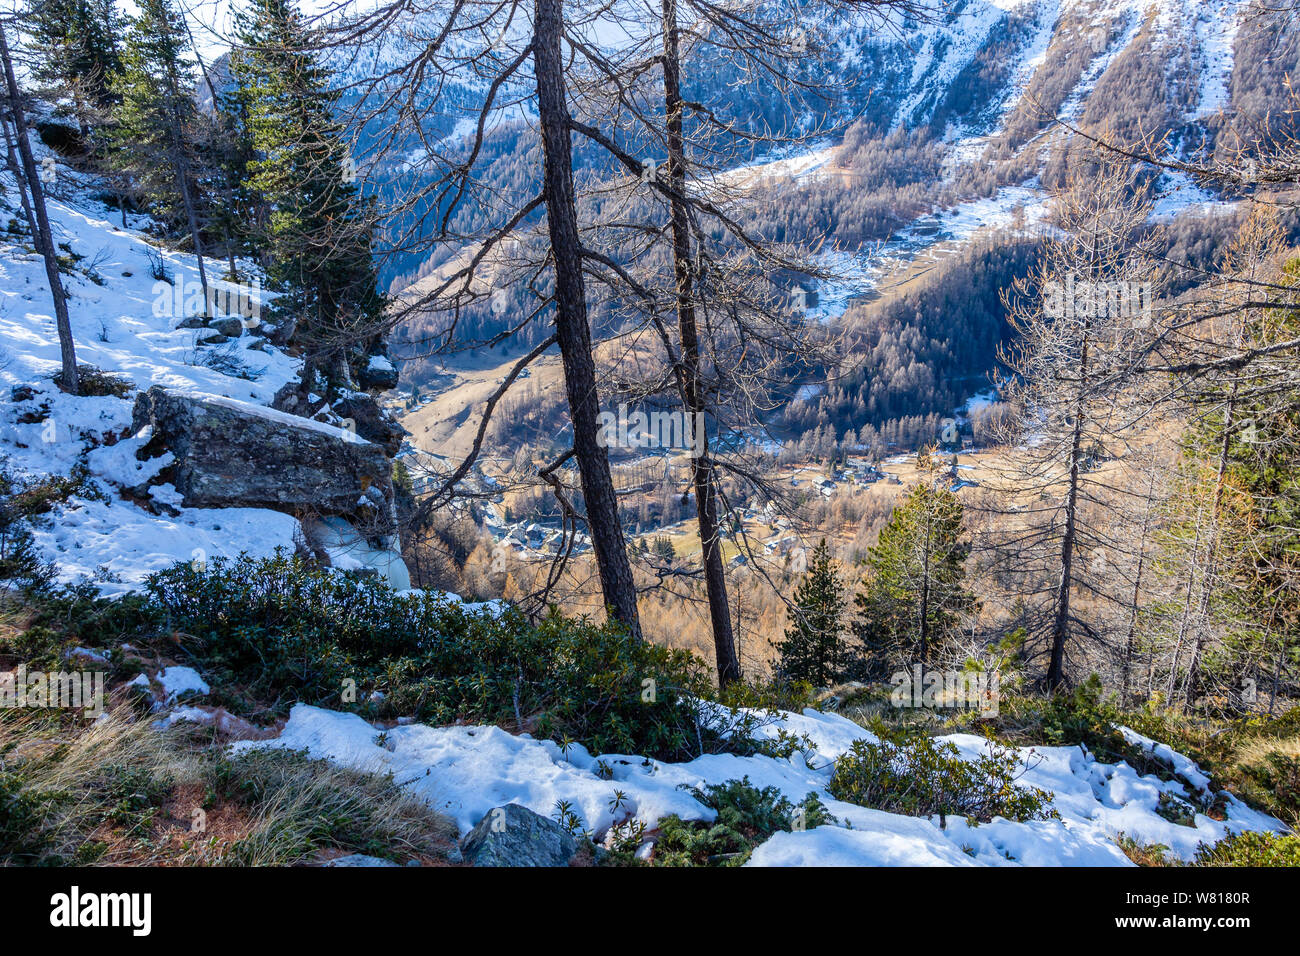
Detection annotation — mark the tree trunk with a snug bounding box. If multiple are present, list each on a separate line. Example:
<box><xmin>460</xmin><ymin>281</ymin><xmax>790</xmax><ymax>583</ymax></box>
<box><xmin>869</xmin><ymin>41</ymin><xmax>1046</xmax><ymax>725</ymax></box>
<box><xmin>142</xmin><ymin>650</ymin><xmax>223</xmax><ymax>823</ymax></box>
<box><xmin>660</xmin><ymin>0</ymin><xmax>739</xmax><ymax>685</ymax></box>
<box><xmin>1</xmin><ymin>24</ymin><xmax>78</xmax><ymax>394</ymax></box>
<box><xmin>533</xmin><ymin>0</ymin><xmax>641</xmax><ymax>638</ymax></box>
<box><xmin>1121</xmin><ymin>458</ymin><xmax>1159</xmax><ymax>705</ymax></box>
<box><xmin>1182</xmin><ymin>380</ymin><xmax>1237</xmax><ymax>707</ymax></box>
<box><xmin>168</xmin><ymin>95</ymin><xmax>211</xmax><ymax>319</ymax></box>
<box><xmin>1</xmin><ymin>114</ymin><xmax>38</xmax><ymax>241</ymax></box>
<box><xmin>1047</xmin><ymin>335</ymin><xmax>1089</xmax><ymax>691</ymax></box>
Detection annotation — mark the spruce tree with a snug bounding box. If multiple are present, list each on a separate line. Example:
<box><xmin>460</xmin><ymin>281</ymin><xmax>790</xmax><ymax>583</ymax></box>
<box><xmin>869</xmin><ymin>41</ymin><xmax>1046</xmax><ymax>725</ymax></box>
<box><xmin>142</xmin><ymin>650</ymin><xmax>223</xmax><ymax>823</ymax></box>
<box><xmin>777</xmin><ymin>539</ymin><xmax>847</xmax><ymax>686</ymax></box>
<box><xmin>107</xmin><ymin>0</ymin><xmax>213</xmax><ymax>312</ymax></box>
<box><xmin>27</xmin><ymin>0</ymin><xmax>122</xmax><ymax>119</ymax></box>
<box><xmin>230</xmin><ymin>0</ymin><xmax>383</xmax><ymax>388</ymax></box>
<box><xmin>854</xmin><ymin>482</ymin><xmax>975</xmax><ymax>679</ymax></box>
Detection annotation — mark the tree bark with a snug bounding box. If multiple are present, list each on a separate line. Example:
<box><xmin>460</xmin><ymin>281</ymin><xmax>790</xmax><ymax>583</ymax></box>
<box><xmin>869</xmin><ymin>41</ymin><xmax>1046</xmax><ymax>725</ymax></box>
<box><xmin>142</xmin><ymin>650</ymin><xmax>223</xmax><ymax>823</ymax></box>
<box><xmin>166</xmin><ymin>88</ymin><xmax>211</xmax><ymax>318</ymax></box>
<box><xmin>1047</xmin><ymin>334</ymin><xmax>1088</xmax><ymax>691</ymax></box>
<box><xmin>1</xmin><ymin>23</ymin><xmax>78</xmax><ymax>394</ymax></box>
<box><xmin>533</xmin><ymin>0</ymin><xmax>641</xmax><ymax>637</ymax></box>
<box><xmin>660</xmin><ymin>0</ymin><xmax>739</xmax><ymax>685</ymax></box>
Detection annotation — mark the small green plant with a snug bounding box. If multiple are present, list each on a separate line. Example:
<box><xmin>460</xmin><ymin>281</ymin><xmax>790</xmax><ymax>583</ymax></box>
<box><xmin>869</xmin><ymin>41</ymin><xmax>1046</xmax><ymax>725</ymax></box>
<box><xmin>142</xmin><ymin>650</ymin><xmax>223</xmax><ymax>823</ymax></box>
<box><xmin>629</xmin><ymin>778</ymin><xmax>836</xmax><ymax>867</ymax></box>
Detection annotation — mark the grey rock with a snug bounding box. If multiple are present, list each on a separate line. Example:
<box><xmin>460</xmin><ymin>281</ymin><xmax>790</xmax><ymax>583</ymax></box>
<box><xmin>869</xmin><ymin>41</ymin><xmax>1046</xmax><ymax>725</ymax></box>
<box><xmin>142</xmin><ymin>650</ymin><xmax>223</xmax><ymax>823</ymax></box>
<box><xmin>131</xmin><ymin>386</ymin><xmax>395</xmax><ymax>526</ymax></box>
<box><xmin>356</xmin><ymin>352</ymin><xmax>399</xmax><ymax>391</ymax></box>
<box><xmin>459</xmin><ymin>804</ymin><xmax>579</xmax><ymax>868</ymax></box>
<box><xmin>264</xmin><ymin>318</ymin><xmax>296</xmax><ymax>348</ymax></box>
<box><xmin>210</xmin><ymin>316</ymin><xmax>245</xmax><ymax>338</ymax></box>
<box><xmin>323</xmin><ymin>854</ymin><xmax>400</xmax><ymax>867</ymax></box>
<box><xmin>331</xmin><ymin>394</ymin><xmax>405</xmax><ymax>457</ymax></box>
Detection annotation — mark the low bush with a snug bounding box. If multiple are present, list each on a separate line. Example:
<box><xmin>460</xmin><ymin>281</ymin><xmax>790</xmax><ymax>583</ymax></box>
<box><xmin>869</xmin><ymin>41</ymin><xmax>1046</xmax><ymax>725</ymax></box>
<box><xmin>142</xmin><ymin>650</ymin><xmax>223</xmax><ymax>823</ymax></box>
<box><xmin>48</xmin><ymin>551</ymin><xmax>761</xmax><ymax>761</ymax></box>
<box><xmin>621</xmin><ymin>778</ymin><xmax>835</xmax><ymax>867</ymax></box>
<box><xmin>828</xmin><ymin>734</ymin><xmax>1057</xmax><ymax>826</ymax></box>
<box><xmin>1193</xmin><ymin>831</ymin><xmax>1300</xmax><ymax>867</ymax></box>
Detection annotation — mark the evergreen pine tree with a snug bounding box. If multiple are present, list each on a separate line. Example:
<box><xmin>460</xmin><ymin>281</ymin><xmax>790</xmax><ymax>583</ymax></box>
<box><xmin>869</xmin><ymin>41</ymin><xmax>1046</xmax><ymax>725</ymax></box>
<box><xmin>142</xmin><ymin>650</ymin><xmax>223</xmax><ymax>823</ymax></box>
<box><xmin>107</xmin><ymin>0</ymin><xmax>213</xmax><ymax>311</ymax></box>
<box><xmin>27</xmin><ymin>0</ymin><xmax>122</xmax><ymax>120</ymax></box>
<box><xmin>854</xmin><ymin>481</ymin><xmax>975</xmax><ymax>679</ymax></box>
<box><xmin>230</xmin><ymin>0</ymin><xmax>383</xmax><ymax>388</ymax></box>
<box><xmin>777</xmin><ymin>539</ymin><xmax>847</xmax><ymax>686</ymax></box>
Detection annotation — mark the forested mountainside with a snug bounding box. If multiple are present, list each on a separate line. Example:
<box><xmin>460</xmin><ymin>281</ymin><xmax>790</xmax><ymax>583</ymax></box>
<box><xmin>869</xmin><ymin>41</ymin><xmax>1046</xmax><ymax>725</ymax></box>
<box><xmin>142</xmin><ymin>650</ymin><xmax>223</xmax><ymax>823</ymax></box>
<box><xmin>381</xmin><ymin>0</ymin><xmax>1300</xmax><ymax>446</ymax></box>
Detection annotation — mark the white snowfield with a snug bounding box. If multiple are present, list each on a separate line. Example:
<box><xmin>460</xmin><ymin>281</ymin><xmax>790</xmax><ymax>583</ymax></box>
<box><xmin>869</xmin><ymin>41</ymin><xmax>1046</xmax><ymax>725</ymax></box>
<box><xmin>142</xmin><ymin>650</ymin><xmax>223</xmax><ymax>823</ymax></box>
<box><xmin>0</xmin><ymin>156</ymin><xmax>305</xmax><ymax>595</ymax></box>
<box><xmin>230</xmin><ymin>702</ymin><xmax>1286</xmax><ymax>867</ymax></box>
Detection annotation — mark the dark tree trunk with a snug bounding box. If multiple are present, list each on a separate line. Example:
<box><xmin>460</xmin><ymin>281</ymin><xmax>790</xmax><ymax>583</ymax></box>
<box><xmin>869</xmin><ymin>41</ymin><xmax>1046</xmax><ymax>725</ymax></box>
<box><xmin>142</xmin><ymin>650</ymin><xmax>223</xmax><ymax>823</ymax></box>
<box><xmin>533</xmin><ymin>0</ymin><xmax>641</xmax><ymax>637</ymax></box>
<box><xmin>167</xmin><ymin>95</ymin><xmax>211</xmax><ymax>319</ymax></box>
<box><xmin>660</xmin><ymin>0</ymin><xmax>739</xmax><ymax>685</ymax></box>
<box><xmin>1</xmin><ymin>24</ymin><xmax>78</xmax><ymax>394</ymax></box>
<box><xmin>1047</xmin><ymin>335</ymin><xmax>1088</xmax><ymax>691</ymax></box>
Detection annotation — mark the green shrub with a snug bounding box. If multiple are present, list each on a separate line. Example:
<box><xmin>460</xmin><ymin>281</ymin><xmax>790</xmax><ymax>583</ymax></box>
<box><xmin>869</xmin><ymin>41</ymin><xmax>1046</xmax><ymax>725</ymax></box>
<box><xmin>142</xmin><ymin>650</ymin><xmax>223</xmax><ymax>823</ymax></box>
<box><xmin>1238</xmin><ymin>750</ymin><xmax>1300</xmax><ymax>824</ymax></box>
<box><xmin>828</xmin><ymin>734</ymin><xmax>1057</xmax><ymax>825</ymax></box>
<box><xmin>633</xmin><ymin>777</ymin><xmax>836</xmax><ymax>867</ymax></box>
<box><xmin>124</xmin><ymin>552</ymin><xmax>752</xmax><ymax>760</ymax></box>
<box><xmin>1194</xmin><ymin>831</ymin><xmax>1300</xmax><ymax>867</ymax></box>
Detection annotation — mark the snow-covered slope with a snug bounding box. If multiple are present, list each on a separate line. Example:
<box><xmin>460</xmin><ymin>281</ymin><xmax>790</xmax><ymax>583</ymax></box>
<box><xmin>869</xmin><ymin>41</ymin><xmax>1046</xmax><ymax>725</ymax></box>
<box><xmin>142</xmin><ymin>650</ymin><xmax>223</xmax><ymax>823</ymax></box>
<box><xmin>232</xmin><ymin>702</ymin><xmax>1287</xmax><ymax>866</ymax></box>
<box><xmin>0</xmin><ymin>153</ymin><xmax>303</xmax><ymax>595</ymax></box>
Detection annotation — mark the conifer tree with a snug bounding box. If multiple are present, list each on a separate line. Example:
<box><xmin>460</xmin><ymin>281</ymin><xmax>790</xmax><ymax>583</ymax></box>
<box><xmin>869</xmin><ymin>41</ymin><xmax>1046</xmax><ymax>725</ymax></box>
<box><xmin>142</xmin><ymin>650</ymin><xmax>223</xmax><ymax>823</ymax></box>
<box><xmin>108</xmin><ymin>0</ymin><xmax>212</xmax><ymax>314</ymax></box>
<box><xmin>855</xmin><ymin>480</ymin><xmax>975</xmax><ymax>679</ymax></box>
<box><xmin>230</xmin><ymin>0</ymin><xmax>382</xmax><ymax>388</ymax></box>
<box><xmin>27</xmin><ymin>0</ymin><xmax>122</xmax><ymax>120</ymax></box>
<box><xmin>777</xmin><ymin>539</ymin><xmax>847</xmax><ymax>686</ymax></box>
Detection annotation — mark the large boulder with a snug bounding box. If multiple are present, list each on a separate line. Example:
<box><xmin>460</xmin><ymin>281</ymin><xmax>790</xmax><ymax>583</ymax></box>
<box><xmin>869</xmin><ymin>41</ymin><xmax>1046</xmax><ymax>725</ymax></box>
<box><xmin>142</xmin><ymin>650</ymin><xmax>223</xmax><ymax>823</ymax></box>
<box><xmin>459</xmin><ymin>804</ymin><xmax>580</xmax><ymax>867</ymax></box>
<box><xmin>131</xmin><ymin>386</ymin><xmax>396</xmax><ymax>526</ymax></box>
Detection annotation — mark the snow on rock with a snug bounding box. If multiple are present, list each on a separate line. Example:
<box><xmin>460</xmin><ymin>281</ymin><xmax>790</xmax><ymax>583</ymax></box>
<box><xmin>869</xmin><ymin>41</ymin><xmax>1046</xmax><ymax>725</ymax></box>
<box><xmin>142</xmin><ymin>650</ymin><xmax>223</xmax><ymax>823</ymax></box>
<box><xmin>129</xmin><ymin>665</ymin><xmax>210</xmax><ymax>705</ymax></box>
<box><xmin>155</xmin><ymin>666</ymin><xmax>210</xmax><ymax>701</ymax></box>
<box><xmin>231</xmin><ymin>702</ymin><xmax>1287</xmax><ymax>867</ymax></box>
<box><xmin>0</xmin><ymin>149</ymin><xmax>306</xmax><ymax>593</ymax></box>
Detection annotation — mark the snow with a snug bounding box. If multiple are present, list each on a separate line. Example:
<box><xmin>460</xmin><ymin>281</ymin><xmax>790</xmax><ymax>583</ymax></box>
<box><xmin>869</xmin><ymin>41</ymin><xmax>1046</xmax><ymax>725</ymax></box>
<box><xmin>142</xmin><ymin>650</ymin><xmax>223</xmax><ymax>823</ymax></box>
<box><xmin>128</xmin><ymin>665</ymin><xmax>209</xmax><ymax>703</ymax></box>
<box><xmin>0</xmin><ymin>146</ymin><xmax>306</xmax><ymax>594</ymax></box>
<box><xmin>310</xmin><ymin>515</ymin><xmax>411</xmax><ymax>590</ymax></box>
<box><xmin>156</xmin><ymin>666</ymin><xmax>210</xmax><ymax>701</ymax></box>
<box><xmin>228</xmin><ymin>701</ymin><xmax>1287</xmax><ymax>866</ymax></box>
<box><xmin>751</xmin><ymin>817</ymin><xmax>979</xmax><ymax>867</ymax></box>
<box><xmin>802</xmin><ymin>185</ymin><xmax>1051</xmax><ymax>324</ymax></box>
<box><xmin>29</xmin><ymin>494</ymin><xmax>302</xmax><ymax>598</ymax></box>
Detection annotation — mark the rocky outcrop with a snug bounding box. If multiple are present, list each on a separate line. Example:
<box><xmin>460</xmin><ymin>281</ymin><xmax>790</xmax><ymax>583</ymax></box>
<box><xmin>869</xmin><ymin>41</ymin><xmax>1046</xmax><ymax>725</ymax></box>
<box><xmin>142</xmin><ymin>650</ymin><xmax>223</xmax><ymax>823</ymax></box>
<box><xmin>131</xmin><ymin>386</ymin><xmax>396</xmax><ymax>527</ymax></box>
<box><xmin>459</xmin><ymin>804</ymin><xmax>580</xmax><ymax>867</ymax></box>
<box><xmin>270</xmin><ymin>386</ymin><xmax>405</xmax><ymax>457</ymax></box>
<box><xmin>356</xmin><ymin>352</ymin><xmax>399</xmax><ymax>391</ymax></box>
